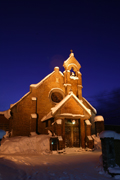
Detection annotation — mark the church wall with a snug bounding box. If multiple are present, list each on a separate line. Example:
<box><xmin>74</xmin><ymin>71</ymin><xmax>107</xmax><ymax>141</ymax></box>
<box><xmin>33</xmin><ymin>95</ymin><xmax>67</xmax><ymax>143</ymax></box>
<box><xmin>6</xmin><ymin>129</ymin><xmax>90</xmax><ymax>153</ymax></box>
<box><xmin>30</xmin><ymin>70</ymin><xmax>64</xmax><ymax>134</ymax></box>
<box><xmin>9</xmin><ymin>69</ymin><xmax>65</xmax><ymax>136</ymax></box>
<box><xmin>10</xmin><ymin>93</ymin><xmax>35</xmax><ymax>136</ymax></box>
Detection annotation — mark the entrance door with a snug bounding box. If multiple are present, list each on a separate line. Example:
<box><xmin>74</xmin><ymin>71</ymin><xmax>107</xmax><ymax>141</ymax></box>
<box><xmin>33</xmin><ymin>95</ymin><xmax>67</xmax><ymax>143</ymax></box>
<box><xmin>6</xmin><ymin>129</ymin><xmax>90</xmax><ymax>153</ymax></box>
<box><xmin>65</xmin><ymin>119</ymin><xmax>80</xmax><ymax>147</ymax></box>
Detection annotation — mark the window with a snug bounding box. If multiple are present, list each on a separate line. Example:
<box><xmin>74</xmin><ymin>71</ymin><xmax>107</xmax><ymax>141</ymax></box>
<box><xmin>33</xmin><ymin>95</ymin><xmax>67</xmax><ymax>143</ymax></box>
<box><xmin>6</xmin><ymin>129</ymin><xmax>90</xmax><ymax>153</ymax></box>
<box><xmin>49</xmin><ymin>88</ymin><xmax>65</xmax><ymax>103</ymax></box>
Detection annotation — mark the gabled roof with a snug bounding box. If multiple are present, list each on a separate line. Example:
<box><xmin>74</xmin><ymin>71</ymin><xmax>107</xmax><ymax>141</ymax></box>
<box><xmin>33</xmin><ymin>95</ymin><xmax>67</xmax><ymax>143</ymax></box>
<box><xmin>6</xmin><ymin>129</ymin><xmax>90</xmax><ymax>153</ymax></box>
<box><xmin>82</xmin><ymin>97</ymin><xmax>97</xmax><ymax>114</ymax></box>
<box><xmin>63</xmin><ymin>52</ymin><xmax>81</xmax><ymax>71</ymax></box>
<box><xmin>10</xmin><ymin>67</ymin><xmax>64</xmax><ymax>109</ymax></box>
<box><xmin>51</xmin><ymin>92</ymin><xmax>91</xmax><ymax>116</ymax></box>
<box><xmin>41</xmin><ymin>92</ymin><xmax>92</xmax><ymax>122</ymax></box>
<box><xmin>30</xmin><ymin>67</ymin><xmax>63</xmax><ymax>89</ymax></box>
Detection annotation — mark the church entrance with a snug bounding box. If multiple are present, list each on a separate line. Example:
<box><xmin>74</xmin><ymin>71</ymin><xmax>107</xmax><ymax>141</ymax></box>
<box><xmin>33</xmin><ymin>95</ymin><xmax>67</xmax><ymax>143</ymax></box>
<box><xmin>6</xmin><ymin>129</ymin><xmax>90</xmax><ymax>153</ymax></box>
<box><xmin>65</xmin><ymin>119</ymin><xmax>80</xmax><ymax>147</ymax></box>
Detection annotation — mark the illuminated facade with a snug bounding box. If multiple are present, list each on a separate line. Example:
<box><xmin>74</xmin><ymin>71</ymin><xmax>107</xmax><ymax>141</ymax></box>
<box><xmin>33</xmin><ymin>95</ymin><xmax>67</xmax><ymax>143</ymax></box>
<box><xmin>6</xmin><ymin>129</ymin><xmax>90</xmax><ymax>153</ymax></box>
<box><xmin>0</xmin><ymin>51</ymin><xmax>101</xmax><ymax>149</ymax></box>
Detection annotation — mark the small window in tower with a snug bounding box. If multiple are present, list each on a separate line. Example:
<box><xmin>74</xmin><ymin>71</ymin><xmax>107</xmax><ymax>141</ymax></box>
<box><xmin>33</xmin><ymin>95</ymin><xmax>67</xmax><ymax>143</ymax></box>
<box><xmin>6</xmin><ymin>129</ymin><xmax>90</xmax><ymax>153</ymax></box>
<box><xmin>70</xmin><ymin>67</ymin><xmax>76</xmax><ymax>76</ymax></box>
<box><xmin>70</xmin><ymin>67</ymin><xmax>78</xmax><ymax>80</ymax></box>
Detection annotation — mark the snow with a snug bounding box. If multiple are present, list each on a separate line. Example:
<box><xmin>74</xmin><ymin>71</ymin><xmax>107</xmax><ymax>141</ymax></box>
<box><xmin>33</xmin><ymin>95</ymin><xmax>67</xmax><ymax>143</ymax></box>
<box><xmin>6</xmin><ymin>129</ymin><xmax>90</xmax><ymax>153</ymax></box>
<box><xmin>99</xmin><ymin>131</ymin><xmax>120</xmax><ymax>140</ymax></box>
<box><xmin>51</xmin><ymin>91</ymin><xmax>91</xmax><ymax>116</ymax></box>
<box><xmin>64</xmin><ymin>83</ymin><xmax>71</xmax><ymax>87</ymax></box>
<box><xmin>0</xmin><ymin>129</ymin><xmax>6</xmax><ymax>139</ymax></box>
<box><xmin>94</xmin><ymin>116</ymin><xmax>104</xmax><ymax>122</ymax></box>
<box><xmin>30</xmin><ymin>71</ymin><xmax>55</xmax><ymax>88</ymax></box>
<box><xmin>87</xmin><ymin>136</ymin><xmax>93</xmax><ymax>140</ymax></box>
<box><xmin>3</xmin><ymin>131</ymin><xmax>9</xmax><ymax>138</ymax></box>
<box><xmin>31</xmin><ymin>97</ymin><xmax>37</xmax><ymax>101</ymax></box>
<box><xmin>56</xmin><ymin>113</ymin><xmax>85</xmax><ymax>118</ymax></box>
<box><xmin>41</xmin><ymin>91</ymin><xmax>92</xmax><ymax>121</ymax></box>
<box><xmin>0</xmin><ymin>149</ymin><xmax>112</xmax><ymax>180</ymax></box>
<box><xmin>58</xmin><ymin>136</ymin><xmax>63</xmax><ymax>141</ymax></box>
<box><xmin>0</xmin><ymin>135</ymin><xmax>50</xmax><ymax>154</ymax></box>
<box><xmin>31</xmin><ymin>114</ymin><xmax>37</xmax><ymax>118</ymax></box>
<box><xmin>30</xmin><ymin>69</ymin><xmax>63</xmax><ymax>89</ymax></box>
<box><xmin>56</xmin><ymin>119</ymin><xmax>62</xmax><ymax>124</ymax></box>
<box><xmin>0</xmin><ymin>109</ymin><xmax>11</xmax><ymax>119</ymax></box>
<box><xmin>92</xmin><ymin>134</ymin><xmax>102</xmax><ymax>150</ymax></box>
<box><xmin>85</xmin><ymin>120</ymin><xmax>91</xmax><ymax>125</ymax></box>
<box><xmin>82</xmin><ymin>97</ymin><xmax>97</xmax><ymax>114</ymax></box>
<box><xmin>108</xmin><ymin>166</ymin><xmax>120</xmax><ymax>174</ymax></box>
<box><xmin>0</xmin><ymin>134</ymin><xmax>117</xmax><ymax>180</ymax></box>
<box><xmin>41</xmin><ymin>111</ymin><xmax>52</xmax><ymax>122</ymax></box>
<box><xmin>10</xmin><ymin>92</ymin><xmax>30</xmax><ymax>108</ymax></box>
<box><xmin>70</xmin><ymin>76</ymin><xmax>79</xmax><ymax>80</ymax></box>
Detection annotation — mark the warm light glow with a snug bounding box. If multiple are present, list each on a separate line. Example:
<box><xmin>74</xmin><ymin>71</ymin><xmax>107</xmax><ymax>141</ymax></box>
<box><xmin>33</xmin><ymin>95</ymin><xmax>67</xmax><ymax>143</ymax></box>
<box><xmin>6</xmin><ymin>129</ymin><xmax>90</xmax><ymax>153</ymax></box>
<box><xmin>72</xmin><ymin>120</ymin><xmax>75</xmax><ymax>124</ymax></box>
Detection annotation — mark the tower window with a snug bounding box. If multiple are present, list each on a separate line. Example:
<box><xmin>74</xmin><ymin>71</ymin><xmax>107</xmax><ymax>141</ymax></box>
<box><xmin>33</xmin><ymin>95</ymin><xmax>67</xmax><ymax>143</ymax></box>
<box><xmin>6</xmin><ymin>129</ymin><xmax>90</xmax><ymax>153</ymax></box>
<box><xmin>70</xmin><ymin>67</ymin><xmax>76</xmax><ymax>76</ymax></box>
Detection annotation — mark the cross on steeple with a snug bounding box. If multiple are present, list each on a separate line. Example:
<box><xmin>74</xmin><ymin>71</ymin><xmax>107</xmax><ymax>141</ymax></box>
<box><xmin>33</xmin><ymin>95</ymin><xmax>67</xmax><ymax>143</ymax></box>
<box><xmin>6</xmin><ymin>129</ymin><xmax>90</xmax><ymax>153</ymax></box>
<box><xmin>69</xmin><ymin>49</ymin><xmax>74</xmax><ymax>57</ymax></box>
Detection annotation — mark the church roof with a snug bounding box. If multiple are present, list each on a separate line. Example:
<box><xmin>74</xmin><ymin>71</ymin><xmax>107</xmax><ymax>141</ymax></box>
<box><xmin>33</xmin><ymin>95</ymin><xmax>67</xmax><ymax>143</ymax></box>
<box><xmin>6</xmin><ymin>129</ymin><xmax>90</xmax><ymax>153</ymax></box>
<box><xmin>41</xmin><ymin>92</ymin><xmax>92</xmax><ymax>122</ymax></box>
<box><xmin>63</xmin><ymin>52</ymin><xmax>81</xmax><ymax>71</ymax></box>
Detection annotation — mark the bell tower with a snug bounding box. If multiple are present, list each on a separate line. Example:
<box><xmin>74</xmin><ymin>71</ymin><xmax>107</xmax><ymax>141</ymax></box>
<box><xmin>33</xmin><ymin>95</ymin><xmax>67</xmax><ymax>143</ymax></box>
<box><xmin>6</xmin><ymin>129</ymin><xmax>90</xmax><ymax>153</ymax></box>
<box><xmin>63</xmin><ymin>50</ymin><xmax>83</xmax><ymax>99</ymax></box>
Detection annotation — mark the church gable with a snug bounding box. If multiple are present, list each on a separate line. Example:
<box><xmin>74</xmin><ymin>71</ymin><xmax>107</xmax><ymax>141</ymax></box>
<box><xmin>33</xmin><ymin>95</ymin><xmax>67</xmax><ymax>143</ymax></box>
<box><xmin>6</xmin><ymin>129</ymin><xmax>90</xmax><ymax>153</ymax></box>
<box><xmin>51</xmin><ymin>92</ymin><xmax>91</xmax><ymax>118</ymax></box>
<box><xmin>60</xmin><ymin>97</ymin><xmax>84</xmax><ymax>115</ymax></box>
<box><xmin>30</xmin><ymin>67</ymin><xmax>64</xmax><ymax>91</ymax></box>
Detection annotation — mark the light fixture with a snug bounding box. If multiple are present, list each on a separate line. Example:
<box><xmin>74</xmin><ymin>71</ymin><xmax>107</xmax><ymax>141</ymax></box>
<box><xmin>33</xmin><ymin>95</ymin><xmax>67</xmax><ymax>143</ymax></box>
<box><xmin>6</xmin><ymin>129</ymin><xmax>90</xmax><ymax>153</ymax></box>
<box><xmin>72</xmin><ymin>120</ymin><xmax>75</xmax><ymax>124</ymax></box>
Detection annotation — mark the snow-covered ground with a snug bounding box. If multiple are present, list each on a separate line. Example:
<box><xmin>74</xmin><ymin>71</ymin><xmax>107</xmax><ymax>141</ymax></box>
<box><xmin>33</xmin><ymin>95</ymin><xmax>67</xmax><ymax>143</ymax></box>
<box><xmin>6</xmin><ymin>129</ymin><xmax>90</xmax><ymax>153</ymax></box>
<box><xmin>0</xmin><ymin>150</ymin><xmax>112</xmax><ymax>180</ymax></box>
<box><xmin>0</xmin><ymin>134</ymin><xmax>119</xmax><ymax>180</ymax></box>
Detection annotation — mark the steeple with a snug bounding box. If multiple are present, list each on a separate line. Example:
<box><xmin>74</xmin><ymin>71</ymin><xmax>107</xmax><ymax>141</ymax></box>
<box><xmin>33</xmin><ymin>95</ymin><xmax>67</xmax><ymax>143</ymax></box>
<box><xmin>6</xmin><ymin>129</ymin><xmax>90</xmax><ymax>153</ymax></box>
<box><xmin>63</xmin><ymin>51</ymin><xmax>82</xmax><ymax>99</ymax></box>
<box><xmin>63</xmin><ymin>50</ymin><xmax>81</xmax><ymax>72</ymax></box>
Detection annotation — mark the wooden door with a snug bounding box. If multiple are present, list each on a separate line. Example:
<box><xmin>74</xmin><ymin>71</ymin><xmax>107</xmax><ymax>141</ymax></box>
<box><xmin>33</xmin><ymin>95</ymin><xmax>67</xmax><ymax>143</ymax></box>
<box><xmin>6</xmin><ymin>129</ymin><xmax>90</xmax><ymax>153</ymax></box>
<box><xmin>65</xmin><ymin>119</ymin><xmax>80</xmax><ymax>147</ymax></box>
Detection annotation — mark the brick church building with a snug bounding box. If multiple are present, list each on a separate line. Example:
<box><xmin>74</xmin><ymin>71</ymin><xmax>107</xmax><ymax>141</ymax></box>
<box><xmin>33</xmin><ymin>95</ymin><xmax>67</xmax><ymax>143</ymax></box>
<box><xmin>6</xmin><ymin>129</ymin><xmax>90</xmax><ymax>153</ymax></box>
<box><xmin>0</xmin><ymin>51</ymin><xmax>104</xmax><ymax>149</ymax></box>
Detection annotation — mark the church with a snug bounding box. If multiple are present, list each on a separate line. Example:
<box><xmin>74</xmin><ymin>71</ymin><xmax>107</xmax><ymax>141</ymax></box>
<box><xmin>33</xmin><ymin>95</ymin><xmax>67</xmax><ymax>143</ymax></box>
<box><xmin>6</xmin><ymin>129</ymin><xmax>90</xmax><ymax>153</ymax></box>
<box><xmin>0</xmin><ymin>51</ymin><xmax>104</xmax><ymax>150</ymax></box>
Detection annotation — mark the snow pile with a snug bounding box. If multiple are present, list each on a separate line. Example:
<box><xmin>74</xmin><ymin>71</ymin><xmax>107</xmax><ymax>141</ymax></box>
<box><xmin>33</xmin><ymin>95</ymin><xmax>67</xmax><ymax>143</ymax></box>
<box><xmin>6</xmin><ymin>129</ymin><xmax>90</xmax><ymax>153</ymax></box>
<box><xmin>94</xmin><ymin>115</ymin><xmax>104</xmax><ymax>122</ymax></box>
<box><xmin>0</xmin><ymin>109</ymin><xmax>11</xmax><ymax>119</ymax></box>
<box><xmin>0</xmin><ymin>135</ymin><xmax>50</xmax><ymax>154</ymax></box>
<box><xmin>108</xmin><ymin>165</ymin><xmax>120</xmax><ymax>174</ymax></box>
<box><xmin>3</xmin><ymin>131</ymin><xmax>9</xmax><ymax>138</ymax></box>
<box><xmin>92</xmin><ymin>134</ymin><xmax>101</xmax><ymax>150</ymax></box>
<box><xmin>99</xmin><ymin>131</ymin><xmax>120</xmax><ymax>140</ymax></box>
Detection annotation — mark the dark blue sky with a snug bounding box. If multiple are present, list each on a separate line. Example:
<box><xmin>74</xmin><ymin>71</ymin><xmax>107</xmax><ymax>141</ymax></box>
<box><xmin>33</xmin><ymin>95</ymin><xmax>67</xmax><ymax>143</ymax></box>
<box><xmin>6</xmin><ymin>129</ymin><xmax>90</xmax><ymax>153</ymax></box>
<box><xmin>0</xmin><ymin>0</ymin><xmax>120</xmax><ymax>118</ymax></box>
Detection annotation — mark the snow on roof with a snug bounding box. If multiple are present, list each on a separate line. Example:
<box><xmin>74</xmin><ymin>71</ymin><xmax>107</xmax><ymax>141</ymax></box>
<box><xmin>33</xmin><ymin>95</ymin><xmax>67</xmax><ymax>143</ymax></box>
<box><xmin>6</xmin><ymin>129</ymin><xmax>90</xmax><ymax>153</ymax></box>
<box><xmin>10</xmin><ymin>91</ymin><xmax>30</xmax><ymax>108</ymax></box>
<box><xmin>0</xmin><ymin>129</ymin><xmax>6</xmax><ymax>139</ymax></box>
<box><xmin>41</xmin><ymin>111</ymin><xmax>52</xmax><ymax>122</ymax></box>
<box><xmin>41</xmin><ymin>112</ymin><xmax>85</xmax><ymax>122</ymax></box>
<box><xmin>30</xmin><ymin>69</ymin><xmax>63</xmax><ymax>89</ymax></box>
<box><xmin>30</xmin><ymin>71</ymin><xmax>55</xmax><ymax>89</ymax></box>
<box><xmin>64</xmin><ymin>84</ymin><xmax>71</xmax><ymax>87</ymax></box>
<box><xmin>70</xmin><ymin>76</ymin><xmax>78</xmax><ymax>80</ymax></box>
<box><xmin>31</xmin><ymin>114</ymin><xmax>37</xmax><ymax>119</ymax></box>
<box><xmin>56</xmin><ymin>119</ymin><xmax>62</xmax><ymax>124</ymax></box>
<box><xmin>58</xmin><ymin>136</ymin><xmax>63</xmax><ymax>141</ymax></box>
<box><xmin>82</xmin><ymin>97</ymin><xmax>97</xmax><ymax>114</ymax></box>
<box><xmin>87</xmin><ymin>136</ymin><xmax>93</xmax><ymax>141</ymax></box>
<box><xmin>99</xmin><ymin>131</ymin><xmax>120</xmax><ymax>140</ymax></box>
<box><xmin>94</xmin><ymin>116</ymin><xmax>104</xmax><ymax>122</ymax></box>
<box><xmin>85</xmin><ymin>120</ymin><xmax>91</xmax><ymax>125</ymax></box>
<box><xmin>51</xmin><ymin>92</ymin><xmax>91</xmax><ymax>116</ymax></box>
<box><xmin>56</xmin><ymin>113</ymin><xmax>85</xmax><ymax>118</ymax></box>
<box><xmin>31</xmin><ymin>97</ymin><xmax>37</xmax><ymax>101</ymax></box>
<box><xmin>63</xmin><ymin>53</ymin><xmax>81</xmax><ymax>70</ymax></box>
<box><xmin>0</xmin><ymin>109</ymin><xmax>11</xmax><ymax>119</ymax></box>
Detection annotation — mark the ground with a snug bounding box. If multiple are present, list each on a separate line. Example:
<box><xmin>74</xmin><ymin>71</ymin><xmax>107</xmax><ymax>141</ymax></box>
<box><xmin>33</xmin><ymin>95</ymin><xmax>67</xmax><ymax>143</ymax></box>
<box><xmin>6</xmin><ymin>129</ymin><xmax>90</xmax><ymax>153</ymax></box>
<box><xmin>0</xmin><ymin>149</ymin><xmax>113</xmax><ymax>180</ymax></box>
